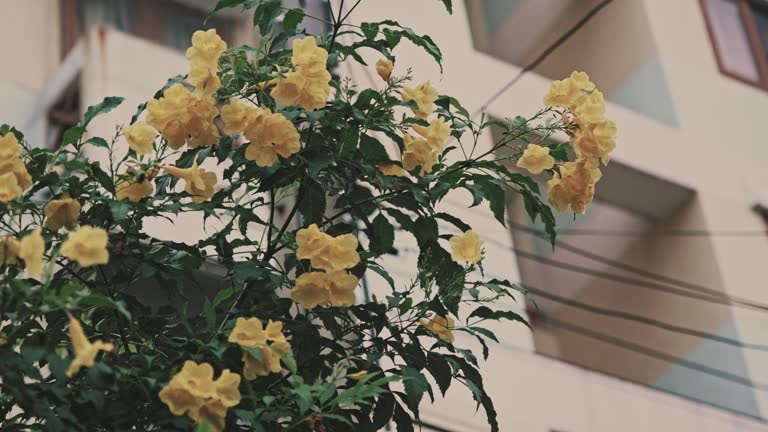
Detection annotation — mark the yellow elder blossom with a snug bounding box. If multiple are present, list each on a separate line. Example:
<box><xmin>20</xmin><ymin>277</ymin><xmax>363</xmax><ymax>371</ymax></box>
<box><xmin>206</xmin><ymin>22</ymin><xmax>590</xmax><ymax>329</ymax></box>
<box><xmin>221</xmin><ymin>100</ymin><xmax>301</xmax><ymax>167</ymax></box>
<box><xmin>0</xmin><ymin>133</ymin><xmax>21</xmax><ymax>160</ymax></box>
<box><xmin>295</xmin><ymin>224</ymin><xmax>360</xmax><ymax>272</ymax></box>
<box><xmin>116</xmin><ymin>175</ymin><xmax>154</xmax><ymax>202</ymax></box>
<box><xmin>66</xmin><ymin>314</ymin><xmax>114</xmax><ymax>377</ymax></box>
<box><xmin>376</xmin><ymin>59</ymin><xmax>394</xmax><ymax>82</ymax></box>
<box><xmin>228</xmin><ymin>318</ymin><xmax>291</xmax><ymax>380</ymax></box>
<box><xmin>61</xmin><ymin>226</ymin><xmax>110</xmax><ymax>267</ymax></box>
<box><xmin>571</xmin><ymin>119</ymin><xmax>617</xmax><ymax>165</ymax></box>
<box><xmin>186</xmin><ymin>29</ymin><xmax>227</xmax><ymax>97</ymax></box>
<box><xmin>44</xmin><ymin>193</ymin><xmax>81</xmax><ymax>231</ymax></box>
<box><xmin>412</xmin><ymin>118</ymin><xmax>451</xmax><ymax>151</ymax></box>
<box><xmin>516</xmin><ymin>144</ymin><xmax>555</xmax><ymax>175</ymax></box>
<box><xmin>420</xmin><ymin>314</ymin><xmax>455</xmax><ymax>344</ymax></box>
<box><xmin>159</xmin><ymin>361</ymin><xmax>241</xmax><ymax>432</ymax></box>
<box><xmin>449</xmin><ymin>230</ymin><xmax>483</xmax><ymax>264</ymax></box>
<box><xmin>17</xmin><ymin>228</ymin><xmax>44</xmax><ymax>278</ymax></box>
<box><xmin>290</xmin><ymin>271</ymin><xmax>359</xmax><ymax>310</ymax></box>
<box><xmin>0</xmin><ymin>172</ymin><xmax>22</xmax><ymax>202</ymax></box>
<box><xmin>547</xmin><ymin>158</ymin><xmax>602</xmax><ymax>214</ymax></box>
<box><xmin>270</xmin><ymin>36</ymin><xmax>331</xmax><ymax>110</ymax></box>
<box><xmin>402</xmin><ymin>134</ymin><xmax>439</xmax><ymax>175</ymax></box>
<box><xmin>377</xmin><ymin>163</ymin><xmax>405</xmax><ymax>177</ymax></box>
<box><xmin>122</xmin><ymin>121</ymin><xmax>157</xmax><ymax>155</ymax></box>
<box><xmin>146</xmin><ymin>83</ymin><xmax>220</xmax><ymax>150</ymax></box>
<box><xmin>0</xmin><ymin>237</ymin><xmax>19</xmax><ymax>265</ymax></box>
<box><xmin>0</xmin><ymin>158</ymin><xmax>32</xmax><ymax>192</ymax></box>
<box><xmin>574</xmin><ymin>89</ymin><xmax>606</xmax><ymax>125</ymax></box>
<box><xmin>400</xmin><ymin>81</ymin><xmax>439</xmax><ymax>119</ymax></box>
<box><xmin>220</xmin><ymin>98</ymin><xmax>254</xmax><ymax>135</ymax></box>
<box><xmin>543</xmin><ymin>71</ymin><xmax>595</xmax><ymax>110</ymax></box>
<box><xmin>163</xmin><ymin>157</ymin><xmax>217</xmax><ymax>204</ymax></box>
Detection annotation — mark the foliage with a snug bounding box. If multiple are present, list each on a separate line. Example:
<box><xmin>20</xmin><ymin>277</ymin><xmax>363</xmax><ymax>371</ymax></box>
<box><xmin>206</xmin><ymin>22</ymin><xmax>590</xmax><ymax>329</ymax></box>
<box><xmin>0</xmin><ymin>1</ymin><xmax>612</xmax><ymax>431</ymax></box>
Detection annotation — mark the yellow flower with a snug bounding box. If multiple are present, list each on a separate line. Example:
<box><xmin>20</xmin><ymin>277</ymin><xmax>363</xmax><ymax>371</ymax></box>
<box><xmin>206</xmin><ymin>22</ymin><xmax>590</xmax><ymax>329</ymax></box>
<box><xmin>376</xmin><ymin>59</ymin><xmax>394</xmax><ymax>82</ymax></box>
<box><xmin>227</xmin><ymin>317</ymin><xmax>268</xmax><ymax>348</ymax></box>
<box><xmin>547</xmin><ymin>158</ymin><xmax>602</xmax><ymax>214</ymax></box>
<box><xmin>0</xmin><ymin>133</ymin><xmax>21</xmax><ymax>160</ymax></box>
<box><xmin>543</xmin><ymin>71</ymin><xmax>594</xmax><ymax>109</ymax></box>
<box><xmin>61</xmin><ymin>226</ymin><xmax>109</xmax><ymax>267</ymax></box>
<box><xmin>66</xmin><ymin>314</ymin><xmax>114</xmax><ymax>377</ymax></box>
<box><xmin>190</xmin><ymin>400</ymin><xmax>227</xmax><ymax>432</ymax></box>
<box><xmin>228</xmin><ymin>317</ymin><xmax>290</xmax><ymax>380</ymax></box>
<box><xmin>400</xmin><ymin>81</ymin><xmax>439</xmax><ymax>119</ymax></box>
<box><xmin>347</xmin><ymin>370</ymin><xmax>368</xmax><ymax>380</ymax></box>
<box><xmin>291</xmin><ymin>36</ymin><xmax>330</xmax><ymax>79</ymax></box>
<box><xmin>449</xmin><ymin>230</ymin><xmax>483</xmax><ymax>263</ymax></box>
<box><xmin>146</xmin><ymin>83</ymin><xmax>220</xmax><ymax>149</ymax></box>
<box><xmin>412</xmin><ymin>118</ymin><xmax>451</xmax><ymax>151</ymax></box>
<box><xmin>420</xmin><ymin>314</ymin><xmax>455</xmax><ymax>344</ymax></box>
<box><xmin>244</xmin><ymin>109</ymin><xmax>301</xmax><ymax>167</ymax></box>
<box><xmin>122</xmin><ymin>121</ymin><xmax>157</xmax><ymax>155</ymax></box>
<box><xmin>18</xmin><ymin>228</ymin><xmax>44</xmax><ymax>277</ymax></box>
<box><xmin>290</xmin><ymin>271</ymin><xmax>359</xmax><ymax>309</ymax></box>
<box><xmin>516</xmin><ymin>144</ymin><xmax>555</xmax><ymax>175</ymax></box>
<box><xmin>186</xmin><ymin>29</ymin><xmax>227</xmax><ymax>97</ymax></box>
<box><xmin>571</xmin><ymin>119</ymin><xmax>617</xmax><ymax>165</ymax></box>
<box><xmin>378</xmin><ymin>163</ymin><xmax>405</xmax><ymax>177</ymax></box>
<box><xmin>0</xmin><ymin>158</ymin><xmax>32</xmax><ymax>193</ymax></box>
<box><xmin>296</xmin><ymin>224</ymin><xmax>331</xmax><ymax>261</ymax></box>
<box><xmin>44</xmin><ymin>193</ymin><xmax>81</xmax><ymax>231</ymax></box>
<box><xmin>402</xmin><ymin>134</ymin><xmax>439</xmax><ymax>175</ymax></box>
<box><xmin>213</xmin><ymin>370</ymin><xmax>242</xmax><ymax>407</ymax></box>
<box><xmin>291</xmin><ymin>271</ymin><xmax>330</xmax><ymax>310</ymax></box>
<box><xmin>0</xmin><ymin>237</ymin><xmax>19</xmax><ymax>265</ymax></box>
<box><xmin>163</xmin><ymin>156</ymin><xmax>218</xmax><ymax>203</ymax></box>
<box><xmin>159</xmin><ymin>375</ymin><xmax>203</xmax><ymax>417</ymax></box>
<box><xmin>116</xmin><ymin>175</ymin><xmax>154</xmax><ymax>202</ymax></box>
<box><xmin>574</xmin><ymin>89</ymin><xmax>606</xmax><ymax>125</ymax></box>
<box><xmin>327</xmin><ymin>271</ymin><xmax>358</xmax><ymax>307</ymax></box>
<box><xmin>310</xmin><ymin>234</ymin><xmax>360</xmax><ymax>273</ymax></box>
<box><xmin>220</xmin><ymin>98</ymin><xmax>255</xmax><ymax>135</ymax></box>
<box><xmin>0</xmin><ymin>172</ymin><xmax>22</xmax><ymax>202</ymax></box>
<box><xmin>271</xmin><ymin>70</ymin><xmax>331</xmax><ymax>111</ymax></box>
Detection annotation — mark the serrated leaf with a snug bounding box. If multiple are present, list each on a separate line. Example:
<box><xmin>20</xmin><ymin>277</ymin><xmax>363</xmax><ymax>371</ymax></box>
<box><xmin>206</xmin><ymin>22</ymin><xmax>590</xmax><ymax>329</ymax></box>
<box><xmin>83</xmin><ymin>97</ymin><xmax>124</xmax><ymax>127</ymax></box>
<box><xmin>298</xmin><ymin>179</ymin><xmax>325</xmax><ymax>225</ymax></box>
<box><xmin>337</xmin><ymin>128</ymin><xmax>360</xmax><ymax>159</ymax></box>
<box><xmin>359</xmin><ymin>134</ymin><xmax>390</xmax><ymax>162</ymax></box>
<box><xmin>368</xmin><ymin>213</ymin><xmax>394</xmax><ymax>255</ymax></box>
<box><xmin>282</xmin><ymin>8</ymin><xmax>304</xmax><ymax>32</ymax></box>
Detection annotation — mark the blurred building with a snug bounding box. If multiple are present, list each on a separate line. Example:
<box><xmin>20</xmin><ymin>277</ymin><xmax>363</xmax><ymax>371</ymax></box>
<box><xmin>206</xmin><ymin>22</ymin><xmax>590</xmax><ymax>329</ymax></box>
<box><xmin>2</xmin><ymin>0</ymin><xmax>768</xmax><ymax>431</ymax></box>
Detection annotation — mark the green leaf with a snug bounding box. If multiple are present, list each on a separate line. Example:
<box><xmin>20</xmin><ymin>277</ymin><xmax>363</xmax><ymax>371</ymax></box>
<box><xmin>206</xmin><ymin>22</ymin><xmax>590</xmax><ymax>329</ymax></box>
<box><xmin>297</xmin><ymin>179</ymin><xmax>325</xmax><ymax>225</ymax></box>
<box><xmin>207</xmin><ymin>0</ymin><xmax>246</xmax><ymax>20</ymax></box>
<box><xmin>401</xmin><ymin>367</ymin><xmax>429</xmax><ymax>416</ymax></box>
<box><xmin>254</xmin><ymin>0</ymin><xmax>282</xmax><ymax>36</ymax></box>
<box><xmin>468</xmin><ymin>306</ymin><xmax>531</xmax><ymax>330</ymax></box>
<box><xmin>62</xmin><ymin>126</ymin><xmax>85</xmax><ymax>147</ymax></box>
<box><xmin>83</xmin><ymin>97</ymin><xmax>125</xmax><ymax>127</ymax></box>
<box><xmin>413</xmin><ymin>217</ymin><xmax>438</xmax><ymax>247</ymax></box>
<box><xmin>427</xmin><ymin>352</ymin><xmax>452</xmax><ymax>396</ymax></box>
<box><xmin>84</xmin><ymin>137</ymin><xmax>109</xmax><ymax>149</ymax></box>
<box><xmin>368</xmin><ymin>213</ymin><xmax>395</xmax><ymax>256</ymax></box>
<box><xmin>337</xmin><ymin>128</ymin><xmax>360</xmax><ymax>159</ymax></box>
<box><xmin>359</xmin><ymin>134</ymin><xmax>390</xmax><ymax>162</ymax></box>
<box><xmin>372</xmin><ymin>392</ymin><xmax>395</xmax><ymax>429</ymax></box>
<box><xmin>434</xmin><ymin>212</ymin><xmax>470</xmax><ymax>233</ymax></box>
<box><xmin>475</xmin><ymin>176</ymin><xmax>506</xmax><ymax>226</ymax></box>
<box><xmin>282</xmin><ymin>8</ymin><xmax>305</xmax><ymax>33</ymax></box>
<box><xmin>440</xmin><ymin>0</ymin><xmax>453</xmax><ymax>14</ymax></box>
<box><xmin>379</xmin><ymin>20</ymin><xmax>443</xmax><ymax>73</ymax></box>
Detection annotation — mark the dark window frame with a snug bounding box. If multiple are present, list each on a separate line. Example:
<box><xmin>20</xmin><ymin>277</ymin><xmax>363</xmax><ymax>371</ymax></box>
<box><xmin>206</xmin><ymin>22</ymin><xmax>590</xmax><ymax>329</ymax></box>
<box><xmin>700</xmin><ymin>0</ymin><xmax>768</xmax><ymax>90</ymax></box>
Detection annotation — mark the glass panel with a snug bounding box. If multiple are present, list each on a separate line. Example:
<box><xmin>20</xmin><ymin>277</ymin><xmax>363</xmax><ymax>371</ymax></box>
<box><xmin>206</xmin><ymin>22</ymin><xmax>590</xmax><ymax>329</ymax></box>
<box><xmin>705</xmin><ymin>0</ymin><xmax>760</xmax><ymax>81</ymax></box>
<box><xmin>749</xmin><ymin>2</ymin><xmax>768</xmax><ymax>60</ymax></box>
<box><xmin>78</xmin><ymin>0</ymin><xmax>132</xmax><ymax>33</ymax></box>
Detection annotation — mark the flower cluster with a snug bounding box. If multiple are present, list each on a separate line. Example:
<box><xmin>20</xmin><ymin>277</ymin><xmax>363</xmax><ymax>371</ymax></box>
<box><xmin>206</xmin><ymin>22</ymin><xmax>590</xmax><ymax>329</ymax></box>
<box><xmin>0</xmin><ymin>133</ymin><xmax>31</xmax><ymax>202</ymax></box>
<box><xmin>220</xmin><ymin>99</ymin><xmax>300</xmax><ymax>167</ymax></box>
<box><xmin>147</xmin><ymin>30</ymin><xmax>225</xmax><ymax>150</ymax></box>
<box><xmin>228</xmin><ymin>318</ymin><xmax>291</xmax><ymax>380</ymax></box>
<box><xmin>159</xmin><ymin>361</ymin><xmax>242</xmax><ymax>431</ymax></box>
<box><xmin>66</xmin><ymin>314</ymin><xmax>114</xmax><ymax>377</ymax></box>
<box><xmin>290</xmin><ymin>224</ymin><xmax>360</xmax><ymax>310</ymax></box>
<box><xmin>269</xmin><ymin>36</ymin><xmax>332</xmax><ymax>110</ymax></box>
<box><xmin>530</xmin><ymin>71</ymin><xmax>618</xmax><ymax>214</ymax></box>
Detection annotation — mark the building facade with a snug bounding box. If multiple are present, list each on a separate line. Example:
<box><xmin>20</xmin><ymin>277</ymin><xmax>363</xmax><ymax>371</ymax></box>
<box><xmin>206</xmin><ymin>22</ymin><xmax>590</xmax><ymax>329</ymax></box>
<box><xmin>2</xmin><ymin>0</ymin><xmax>768</xmax><ymax>430</ymax></box>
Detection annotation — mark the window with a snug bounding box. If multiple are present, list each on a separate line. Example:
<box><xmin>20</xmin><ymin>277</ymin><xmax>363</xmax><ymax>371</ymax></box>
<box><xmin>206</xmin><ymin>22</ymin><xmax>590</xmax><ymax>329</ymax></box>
<box><xmin>701</xmin><ymin>0</ymin><xmax>768</xmax><ymax>89</ymax></box>
<box><xmin>60</xmin><ymin>0</ymin><xmax>233</xmax><ymax>58</ymax></box>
